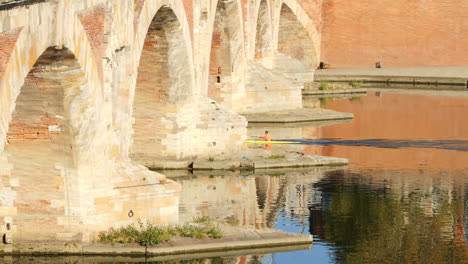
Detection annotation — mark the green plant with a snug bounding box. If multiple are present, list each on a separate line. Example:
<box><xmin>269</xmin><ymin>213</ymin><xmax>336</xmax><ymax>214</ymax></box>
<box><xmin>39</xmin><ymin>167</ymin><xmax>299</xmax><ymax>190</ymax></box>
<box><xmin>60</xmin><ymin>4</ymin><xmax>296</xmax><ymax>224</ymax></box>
<box><xmin>98</xmin><ymin>218</ymin><xmax>223</xmax><ymax>246</ymax></box>
<box><xmin>208</xmin><ymin>157</ymin><xmax>215</xmax><ymax>162</ymax></box>
<box><xmin>350</xmin><ymin>80</ymin><xmax>363</xmax><ymax>88</ymax></box>
<box><xmin>268</xmin><ymin>173</ymin><xmax>285</xmax><ymax>177</ymax></box>
<box><xmin>193</xmin><ymin>216</ymin><xmax>213</xmax><ymax>224</ymax></box>
<box><xmin>319</xmin><ymin>81</ymin><xmax>332</xmax><ymax>90</ymax></box>
<box><xmin>268</xmin><ymin>155</ymin><xmax>286</xmax><ymax>159</ymax></box>
<box><xmin>319</xmin><ymin>97</ymin><xmax>330</xmax><ymax>106</ymax></box>
<box><xmin>139</xmin><ymin>223</ymin><xmax>173</xmax><ymax>246</ymax></box>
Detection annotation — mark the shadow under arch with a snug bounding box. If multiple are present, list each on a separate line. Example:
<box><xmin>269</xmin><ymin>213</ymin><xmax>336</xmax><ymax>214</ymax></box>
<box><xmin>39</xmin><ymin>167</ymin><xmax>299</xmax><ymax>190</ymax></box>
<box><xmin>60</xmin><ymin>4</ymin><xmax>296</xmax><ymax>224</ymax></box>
<box><xmin>131</xmin><ymin>5</ymin><xmax>195</xmax><ymax>161</ymax></box>
<box><xmin>3</xmin><ymin>46</ymin><xmax>87</xmax><ymax>240</ymax></box>
<box><xmin>277</xmin><ymin>2</ymin><xmax>318</xmax><ymax>68</ymax></box>
<box><xmin>208</xmin><ymin>0</ymin><xmax>245</xmax><ymax>106</ymax></box>
<box><xmin>254</xmin><ymin>0</ymin><xmax>273</xmax><ymax>61</ymax></box>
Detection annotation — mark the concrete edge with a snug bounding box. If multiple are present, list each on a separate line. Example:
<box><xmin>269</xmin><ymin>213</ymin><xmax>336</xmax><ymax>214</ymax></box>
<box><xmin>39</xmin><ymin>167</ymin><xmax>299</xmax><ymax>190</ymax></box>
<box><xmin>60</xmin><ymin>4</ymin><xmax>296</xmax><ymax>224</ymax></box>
<box><xmin>192</xmin><ymin>155</ymin><xmax>349</xmax><ymax>170</ymax></box>
<box><xmin>145</xmin><ymin>235</ymin><xmax>312</xmax><ymax>256</ymax></box>
<box><xmin>246</xmin><ymin>115</ymin><xmax>354</xmax><ymax>124</ymax></box>
<box><xmin>303</xmin><ymin>88</ymin><xmax>367</xmax><ymax>95</ymax></box>
<box><xmin>1</xmin><ymin>233</ymin><xmax>312</xmax><ymax>257</ymax></box>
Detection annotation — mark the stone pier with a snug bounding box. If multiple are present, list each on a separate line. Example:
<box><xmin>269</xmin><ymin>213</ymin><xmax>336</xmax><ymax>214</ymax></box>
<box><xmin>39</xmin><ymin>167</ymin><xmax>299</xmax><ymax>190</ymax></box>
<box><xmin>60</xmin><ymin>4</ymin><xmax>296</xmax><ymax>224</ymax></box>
<box><xmin>0</xmin><ymin>0</ymin><xmax>323</xmax><ymax>243</ymax></box>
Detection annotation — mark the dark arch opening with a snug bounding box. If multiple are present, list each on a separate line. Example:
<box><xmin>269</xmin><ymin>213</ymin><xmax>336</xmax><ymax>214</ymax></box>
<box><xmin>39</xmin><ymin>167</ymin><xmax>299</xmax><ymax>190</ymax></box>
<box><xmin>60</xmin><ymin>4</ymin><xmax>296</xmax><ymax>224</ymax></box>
<box><xmin>208</xmin><ymin>0</ymin><xmax>243</xmax><ymax>103</ymax></box>
<box><xmin>4</xmin><ymin>46</ymin><xmax>85</xmax><ymax>239</ymax></box>
<box><xmin>278</xmin><ymin>4</ymin><xmax>317</xmax><ymax>68</ymax></box>
<box><xmin>132</xmin><ymin>6</ymin><xmax>193</xmax><ymax>160</ymax></box>
<box><xmin>254</xmin><ymin>0</ymin><xmax>272</xmax><ymax>60</ymax></box>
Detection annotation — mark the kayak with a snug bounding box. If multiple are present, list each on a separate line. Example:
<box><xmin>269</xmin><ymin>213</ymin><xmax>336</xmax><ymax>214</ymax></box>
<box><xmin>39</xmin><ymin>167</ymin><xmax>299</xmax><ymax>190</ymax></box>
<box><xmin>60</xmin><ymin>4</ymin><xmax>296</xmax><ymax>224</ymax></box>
<box><xmin>246</xmin><ymin>140</ymin><xmax>299</xmax><ymax>144</ymax></box>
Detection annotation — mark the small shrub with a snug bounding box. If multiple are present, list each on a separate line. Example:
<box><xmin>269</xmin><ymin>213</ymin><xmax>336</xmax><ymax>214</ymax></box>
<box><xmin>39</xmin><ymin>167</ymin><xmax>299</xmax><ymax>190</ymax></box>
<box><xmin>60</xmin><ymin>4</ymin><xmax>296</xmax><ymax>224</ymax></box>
<box><xmin>138</xmin><ymin>220</ymin><xmax>173</xmax><ymax>246</ymax></box>
<box><xmin>268</xmin><ymin>155</ymin><xmax>286</xmax><ymax>159</ymax></box>
<box><xmin>98</xmin><ymin>217</ymin><xmax>223</xmax><ymax>246</ymax></box>
<box><xmin>350</xmin><ymin>80</ymin><xmax>363</xmax><ymax>88</ymax></box>
<box><xmin>319</xmin><ymin>81</ymin><xmax>332</xmax><ymax>90</ymax></box>
<box><xmin>268</xmin><ymin>173</ymin><xmax>285</xmax><ymax>177</ymax></box>
<box><xmin>193</xmin><ymin>216</ymin><xmax>213</xmax><ymax>224</ymax></box>
<box><xmin>208</xmin><ymin>226</ymin><xmax>223</xmax><ymax>239</ymax></box>
<box><xmin>319</xmin><ymin>97</ymin><xmax>330</xmax><ymax>106</ymax></box>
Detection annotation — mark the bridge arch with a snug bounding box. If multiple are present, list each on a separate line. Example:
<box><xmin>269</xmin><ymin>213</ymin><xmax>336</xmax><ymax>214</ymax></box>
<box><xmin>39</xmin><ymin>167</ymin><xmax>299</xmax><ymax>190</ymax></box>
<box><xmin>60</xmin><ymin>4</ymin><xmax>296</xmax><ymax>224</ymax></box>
<box><xmin>254</xmin><ymin>0</ymin><xmax>273</xmax><ymax>61</ymax></box>
<box><xmin>207</xmin><ymin>0</ymin><xmax>246</xmax><ymax>106</ymax></box>
<box><xmin>273</xmin><ymin>0</ymin><xmax>320</xmax><ymax>68</ymax></box>
<box><xmin>4</xmin><ymin>45</ymin><xmax>82</xmax><ymax>198</ymax></box>
<box><xmin>0</xmin><ymin>6</ymin><xmax>107</xmax><ymax>158</ymax></box>
<box><xmin>131</xmin><ymin>4</ymin><xmax>197</xmax><ymax>160</ymax></box>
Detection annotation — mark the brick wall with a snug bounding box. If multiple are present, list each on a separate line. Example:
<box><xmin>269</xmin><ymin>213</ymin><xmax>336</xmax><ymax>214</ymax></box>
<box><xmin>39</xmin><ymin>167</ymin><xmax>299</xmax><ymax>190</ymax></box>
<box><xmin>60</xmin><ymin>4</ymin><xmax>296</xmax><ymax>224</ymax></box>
<box><xmin>0</xmin><ymin>28</ymin><xmax>21</xmax><ymax>83</ymax></box>
<box><xmin>294</xmin><ymin>0</ymin><xmax>323</xmax><ymax>33</ymax></box>
<box><xmin>183</xmin><ymin>0</ymin><xmax>193</xmax><ymax>40</ymax></box>
<box><xmin>6</xmin><ymin>47</ymin><xmax>83</xmax><ymax>143</ymax></box>
<box><xmin>278</xmin><ymin>3</ymin><xmax>317</xmax><ymax>67</ymax></box>
<box><xmin>321</xmin><ymin>0</ymin><xmax>468</xmax><ymax>68</ymax></box>
<box><xmin>78</xmin><ymin>5</ymin><xmax>105</xmax><ymax>81</ymax></box>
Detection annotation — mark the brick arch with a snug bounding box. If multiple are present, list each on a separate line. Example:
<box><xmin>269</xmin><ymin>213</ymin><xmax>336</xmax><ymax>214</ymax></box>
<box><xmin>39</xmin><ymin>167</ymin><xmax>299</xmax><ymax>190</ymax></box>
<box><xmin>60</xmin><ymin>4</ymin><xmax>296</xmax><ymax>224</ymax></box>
<box><xmin>133</xmin><ymin>1</ymin><xmax>195</xmax><ymax>98</ymax></box>
<box><xmin>207</xmin><ymin>0</ymin><xmax>246</xmax><ymax>106</ymax></box>
<box><xmin>273</xmin><ymin>0</ymin><xmax>320</xmax><ymax>67</ymax></box>
<box><xmin>254</xmin><ymin>0</ymin><xmax>273</xmax><ymax>61</ymax></box>
<box><xmin>5</xmin><ymin>46</ymin><xmax>82</xmax><ymax>186</ymax></box>
<box><xmin>130</xmin><ymin>4</ymin><xmax>197</xmax><ymax>162</ymax></box>
<box><xmin>0</xmin><ymin>10</ymin><xmax>105</xmax><ymax>157</ymax></box>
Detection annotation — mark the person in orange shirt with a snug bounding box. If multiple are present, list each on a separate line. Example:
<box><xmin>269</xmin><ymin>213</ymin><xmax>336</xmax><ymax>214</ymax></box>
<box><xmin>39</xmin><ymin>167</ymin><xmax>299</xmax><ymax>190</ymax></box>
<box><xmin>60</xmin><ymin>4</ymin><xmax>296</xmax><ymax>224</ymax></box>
<box><xmin>260</xmin><ymin>131</ymin><xmax>272</xmax><ymax>150</ymax></box>
<box><xmin>260</xmin><ymin>131</ymin><xmax>272</xmax><ymax>141</ymax></box>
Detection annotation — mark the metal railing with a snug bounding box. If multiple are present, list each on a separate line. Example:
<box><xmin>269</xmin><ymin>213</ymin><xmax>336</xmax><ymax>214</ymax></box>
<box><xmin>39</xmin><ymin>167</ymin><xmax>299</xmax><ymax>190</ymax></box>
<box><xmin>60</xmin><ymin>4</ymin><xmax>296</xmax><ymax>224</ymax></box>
<box><xmin>0</xmin><ymin>0</ymin><xmax>48</xmax><ymax>11</ymax></box>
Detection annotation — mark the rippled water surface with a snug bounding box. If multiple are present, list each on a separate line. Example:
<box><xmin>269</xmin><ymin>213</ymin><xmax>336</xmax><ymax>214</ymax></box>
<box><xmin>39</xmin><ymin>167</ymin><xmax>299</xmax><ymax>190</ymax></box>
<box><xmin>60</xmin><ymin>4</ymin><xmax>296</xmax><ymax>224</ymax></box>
<box><xmin>170</xmin><ymin>91</ymin><xmax>468</xmax><ymax>264</ymax></box>
<box><xmin>5</xmin><ymin>90</ymin><xmax>468</xmax><ymax>264</ymax></box>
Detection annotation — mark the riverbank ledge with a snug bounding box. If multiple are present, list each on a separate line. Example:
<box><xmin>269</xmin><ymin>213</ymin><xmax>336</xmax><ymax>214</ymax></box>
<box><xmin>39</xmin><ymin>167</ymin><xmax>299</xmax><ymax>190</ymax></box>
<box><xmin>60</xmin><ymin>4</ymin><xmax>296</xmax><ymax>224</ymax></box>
<box><xmin>192</xmin><ymin>150</ymin><xmax>348</xmax><ymax>170</ymax></box>
<box><xmin>0</xmin><ymin>227</ymin><xmax>312</xmax><ymax>258</ymax></box>
<box><xmin>148</xmin><ymin>148</ymin><xmax>348</xmax><ymax>170</ymax></box>
<box><xmin>242</xmin><ymin>108</ymin><xmax>354</xmax><ymax>124</ymax></box>
<box><xmin>313</xmin><ymin>67</ymin><xmax>468</xmax><ymax>90</ymax></box>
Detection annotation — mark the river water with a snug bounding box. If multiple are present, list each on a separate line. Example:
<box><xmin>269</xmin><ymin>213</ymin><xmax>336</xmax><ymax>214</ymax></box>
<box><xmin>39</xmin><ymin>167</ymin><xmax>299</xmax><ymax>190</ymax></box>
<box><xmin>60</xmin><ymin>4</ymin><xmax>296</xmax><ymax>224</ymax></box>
<box><xmin>169</xmin><ymin>90</ymin><xmax>468</xmax><ymax>263</ymax></box>
<box><xmin>3</xmin><ymin>89</ymin><xmax>468</xmax><ymax>263</ymax></box>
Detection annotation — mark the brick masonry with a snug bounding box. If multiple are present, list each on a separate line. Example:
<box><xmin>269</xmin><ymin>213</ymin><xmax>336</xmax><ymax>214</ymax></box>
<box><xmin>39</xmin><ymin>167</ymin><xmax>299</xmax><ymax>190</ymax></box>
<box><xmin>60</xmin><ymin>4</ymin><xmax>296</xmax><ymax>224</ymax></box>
<box><xmin>0</xmin><ymin>0</ymin><xmax>462</xmax><ymax>244</ymax></box>
<box><xmin>320</xmin><ymin>0</ymin><xmax>468</xmax><ymax>68</ymax></box>
<box><xmin>0</xmin><ymin>28</ymin><xmax>21</xmax><ymax>83</ymax></box>
<box><xmin>78</xmin><ymin>4</ymin><xmax>105</xmax><ymax>82</ymax></box>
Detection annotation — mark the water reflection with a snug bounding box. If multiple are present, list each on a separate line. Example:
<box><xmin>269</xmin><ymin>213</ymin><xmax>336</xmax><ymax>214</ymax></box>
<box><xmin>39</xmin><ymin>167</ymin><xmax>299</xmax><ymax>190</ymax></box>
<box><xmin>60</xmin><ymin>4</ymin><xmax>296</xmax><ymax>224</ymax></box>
<box><xmin>1</xmin><ymin>91</ymin><xmax>468</xmax><ymax>263</ymax></box>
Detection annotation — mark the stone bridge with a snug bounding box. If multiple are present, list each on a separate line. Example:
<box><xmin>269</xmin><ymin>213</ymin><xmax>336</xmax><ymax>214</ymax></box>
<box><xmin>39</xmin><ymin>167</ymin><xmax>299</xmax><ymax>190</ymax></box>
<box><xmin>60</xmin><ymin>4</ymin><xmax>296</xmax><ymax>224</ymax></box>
<box><xmin>0</xmin><ymin>0</ymin><xmax>321</xmax><ymax>241</ymax></box>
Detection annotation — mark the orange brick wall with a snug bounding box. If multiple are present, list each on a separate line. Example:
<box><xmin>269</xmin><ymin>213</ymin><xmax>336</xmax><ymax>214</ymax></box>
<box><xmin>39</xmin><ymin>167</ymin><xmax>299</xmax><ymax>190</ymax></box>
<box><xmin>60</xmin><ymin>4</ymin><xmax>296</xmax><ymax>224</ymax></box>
<box><xmin>183</xmin><ymin>0</ymin><xmax>193</xmax><ymax>40</ymax></box>
<box><xmin>0</xmin><ymin>28</ymin><xmax>21</xmax><ymax>83</ymax></box>
<box><xmin>320</xmin><ymin>0</ymin><xmax>468</xmax><ymax>68</ymax></box>
<box><xmin>278</xmin><ymin>4</ymin><xmax>317</xmax><ymax>67</ymax></box>
<box><xmin>6</xmin><ymin>47</ymin><xmax>80</xmax><ymax>143</ymax></box>
<box><xmin>294</xmin><ymin>0</ymin><xmax>323</xmax><ymax>33</ymax></box>
<box><xmin>78</xmin><ymin>5</ymin><xmax>105</xmax><ymax>80</ymax></box>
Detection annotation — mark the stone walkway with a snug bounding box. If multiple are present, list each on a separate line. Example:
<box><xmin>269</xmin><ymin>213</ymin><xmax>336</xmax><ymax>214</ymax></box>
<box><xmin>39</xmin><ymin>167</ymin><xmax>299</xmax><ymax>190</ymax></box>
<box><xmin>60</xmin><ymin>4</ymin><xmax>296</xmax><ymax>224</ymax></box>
<box><xmin>0</xmin><ymin>227</ymin><xmax>312</xmax><ymax>260</ymax></box>
<box><xmin>242</xmin><ymin>108</ymin><xmax>353</xmax><ymax>123</ymax></box>
<box><xmin>316</xmin><ymin>67</ymin><xmax>468</xmax><ymax>78</ymax></box>
<box><xmin>192</xmin><ymin>148</ymin><xmax>348</xmax><ymax>170</ymax></box>
<box><xmin>303</xmin><ymin>88</ymin><xmax>367</xmax><ymax>96</ymax></box>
